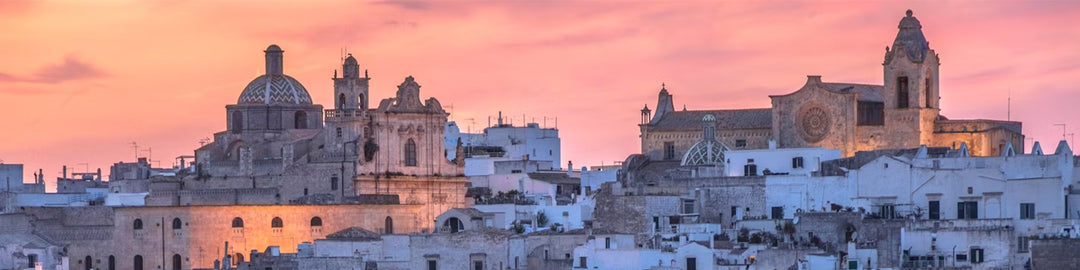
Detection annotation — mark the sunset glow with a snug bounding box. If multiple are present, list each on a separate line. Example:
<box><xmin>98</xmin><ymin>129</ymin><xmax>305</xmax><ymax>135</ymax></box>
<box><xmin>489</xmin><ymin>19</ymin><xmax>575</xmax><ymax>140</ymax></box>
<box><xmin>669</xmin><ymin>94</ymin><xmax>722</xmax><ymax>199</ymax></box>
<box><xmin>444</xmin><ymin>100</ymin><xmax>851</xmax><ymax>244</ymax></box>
<box><xmin>2</xmin><ymin>1</ymin><xmax>1079</xmax><ymax>190</ymax></box>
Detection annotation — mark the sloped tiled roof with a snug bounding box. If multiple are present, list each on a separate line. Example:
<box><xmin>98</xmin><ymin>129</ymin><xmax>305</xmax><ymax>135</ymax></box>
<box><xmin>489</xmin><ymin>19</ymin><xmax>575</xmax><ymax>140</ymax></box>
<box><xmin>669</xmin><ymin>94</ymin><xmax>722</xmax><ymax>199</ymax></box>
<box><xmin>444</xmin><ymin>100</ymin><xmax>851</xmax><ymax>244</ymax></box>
<box><xmin>325</xmin><ymin>227</ymin><xmax>382</xmax><ymax>242</ymax></box>
<box><xmin>821</xmin><ymin>83</ymin><xmax>884</xmax><ymax>102</ymax></box>
<box><xmin>650</xmin><ymin>109</ymin><xmax>772</xmax><ymax>131</ymax></box>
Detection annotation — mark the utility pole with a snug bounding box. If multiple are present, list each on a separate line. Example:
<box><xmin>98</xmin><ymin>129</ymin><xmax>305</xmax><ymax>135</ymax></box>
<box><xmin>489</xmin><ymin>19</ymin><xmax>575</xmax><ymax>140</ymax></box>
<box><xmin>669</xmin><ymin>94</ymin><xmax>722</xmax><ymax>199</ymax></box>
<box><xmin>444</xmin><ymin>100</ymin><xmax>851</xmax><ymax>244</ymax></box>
<box><xmin>1055</xmin><ymin>124</ymin><xmax>1068</xmax><ymax>141</ymax></box>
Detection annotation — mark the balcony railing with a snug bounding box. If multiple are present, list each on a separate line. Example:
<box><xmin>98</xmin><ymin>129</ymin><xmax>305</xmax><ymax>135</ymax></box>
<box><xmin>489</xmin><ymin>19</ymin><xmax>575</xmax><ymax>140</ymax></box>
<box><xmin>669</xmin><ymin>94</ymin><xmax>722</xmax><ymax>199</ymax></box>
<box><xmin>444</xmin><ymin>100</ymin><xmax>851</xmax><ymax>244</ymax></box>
<box><xmin>325</xmin><ymin>109</ymin><xmax>363</xmax><ymax>119</ymax></box>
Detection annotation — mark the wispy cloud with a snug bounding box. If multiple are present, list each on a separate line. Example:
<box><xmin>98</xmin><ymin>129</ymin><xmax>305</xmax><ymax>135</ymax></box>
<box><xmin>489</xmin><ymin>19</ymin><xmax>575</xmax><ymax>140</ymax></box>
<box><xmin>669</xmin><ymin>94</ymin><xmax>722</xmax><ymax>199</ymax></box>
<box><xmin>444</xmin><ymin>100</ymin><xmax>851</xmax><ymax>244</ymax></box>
<box><xmin>0</xmin><ymin>55</ymin><xmax>106</xmax><ymax>84</ymax></box>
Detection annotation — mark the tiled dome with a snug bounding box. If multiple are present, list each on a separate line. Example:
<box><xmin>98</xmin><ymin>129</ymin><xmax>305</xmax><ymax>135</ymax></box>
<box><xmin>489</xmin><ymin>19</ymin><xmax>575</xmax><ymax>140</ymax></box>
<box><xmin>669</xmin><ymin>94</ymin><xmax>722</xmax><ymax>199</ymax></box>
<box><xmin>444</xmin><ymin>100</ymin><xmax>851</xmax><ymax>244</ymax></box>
<box><xmin>237</xmin><ymin>74</ymin><xmax>312</xmax><ymax>105</ymax></box>
<box><xmin>236</xmin><ymin>44</ymin><xmax>312</xmax><ymax>105</ymax></box>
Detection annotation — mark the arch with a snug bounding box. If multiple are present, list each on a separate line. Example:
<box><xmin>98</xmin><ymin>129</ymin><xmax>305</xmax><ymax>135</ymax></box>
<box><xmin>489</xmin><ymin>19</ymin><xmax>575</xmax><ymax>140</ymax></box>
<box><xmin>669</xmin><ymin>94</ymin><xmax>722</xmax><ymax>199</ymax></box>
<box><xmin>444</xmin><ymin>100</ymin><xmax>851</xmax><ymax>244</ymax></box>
<box><xmin>385</xmin><ymin>216</ymin><xmax>394</xmax><ymax>234</ymax></box>
<box><xmin>84</xmin><ymin>256</ymin><xmax>92</xmax><ymax>270</ymax></box>
<box><xmin>272</xmin><ymin>217</ymin><xmax>283</xmax><ymax>228</ymax></box>
<box><xmin>232</xmin><ymin>217</ymin><xmax>244</xmax><ymax>228</ymax></box>
<box><xmin>108</xmin><ymin>255</ymin><xmax>115</xmax><ymax>270</ymax></box>
<box><xmin>234</xmin><ymin>253</ymin><xmax>245</xmax><ymax>266</ymax></box>
<box><xmin>338</xmin><ymin>93</ymin><xmax>347</xmax><ymax>109</ymax></box>
<box><xmin>172</xmin><ymin>254</ymin><xmax>181</xmax><ymax>270</ymax></box>
<box><xmin>443</xmin><ymin>217</ymin><xmax>463</xmax><ymax>233</ymax></box>
<box><xmin>294</xmin><ymin>111</ymin><xmax>308</xmax><ymax>129</ymax></box>
<box><xmin>231</xmin><ymin>111</ymin><xmax>244</xmax><ymax>132</ymax></box>
<box><xmin>133</xmin><ymin>219</ymin><xmax>143</xmax><ymax>230</ymax></box>
<box><xmin>226</xmin><ymin>140</ymin><xmax>245</xmax><ymax>161</ymax></box>
<box><xmin>310</xmin><ymin>217</ymin><xmax>322</xmax><ymax>227</ymax></box>
<box><xmin>405</xmin><ymin>138</ymin><xmax>417</xmax><ymax>167</ymax></box>
<box><xmin>133</xmin><ymin>255</ymin><xmax>143</xmax><ymax>270</ymax></box>
<box><xmin>358</xmin><ymin>94</ymin><xmax>365</xmax><ymax>109</ymax></box>
<box><xmin>172</xmin><ymin>218</ymin><xmax>182</xmax><ymax>230</ymax></box>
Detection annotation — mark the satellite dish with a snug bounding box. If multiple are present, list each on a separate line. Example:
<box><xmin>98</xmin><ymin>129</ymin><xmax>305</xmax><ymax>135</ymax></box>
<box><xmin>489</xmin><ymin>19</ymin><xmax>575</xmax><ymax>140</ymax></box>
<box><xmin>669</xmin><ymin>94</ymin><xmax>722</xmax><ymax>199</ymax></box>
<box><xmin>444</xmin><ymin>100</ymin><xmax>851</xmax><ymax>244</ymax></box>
<box><xmin>793</xmin><ymin>216</ymin><xmax>800</xmax><ymax>225</ymax></box>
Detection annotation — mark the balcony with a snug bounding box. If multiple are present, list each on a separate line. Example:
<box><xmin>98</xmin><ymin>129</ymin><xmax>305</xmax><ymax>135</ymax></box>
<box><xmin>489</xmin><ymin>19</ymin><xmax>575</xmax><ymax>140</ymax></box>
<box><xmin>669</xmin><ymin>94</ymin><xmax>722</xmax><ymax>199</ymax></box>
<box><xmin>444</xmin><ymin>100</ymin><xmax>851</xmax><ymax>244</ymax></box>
<box><xmin>325</xmin><ymin>109</ymin><xmax>363</xmax><ymax>119</ymax></box>
<box><xmin>906</xmin><ymin>219</ymin><xmax>1013</xmax><ymax>232</ymax></box>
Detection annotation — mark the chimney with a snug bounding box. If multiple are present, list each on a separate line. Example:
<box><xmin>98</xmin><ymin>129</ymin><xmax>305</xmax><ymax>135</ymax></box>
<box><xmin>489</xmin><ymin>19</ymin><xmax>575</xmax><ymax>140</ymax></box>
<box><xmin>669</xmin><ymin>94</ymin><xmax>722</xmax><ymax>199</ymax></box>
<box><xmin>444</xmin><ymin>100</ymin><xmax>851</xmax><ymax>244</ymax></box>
<box><xmin>567</xmin><ymin>161</ymin><xmax>573</xmax><ymax>177</ymax></box>
<box><xmin>805</xmin><ymin>75</ymin><xmax>823</xmax><ymax>86</ymax></box>
<box><xmin>62</xmin><ymin>165</ymin><xmax>67</xmax><ymax>180</ymax></box>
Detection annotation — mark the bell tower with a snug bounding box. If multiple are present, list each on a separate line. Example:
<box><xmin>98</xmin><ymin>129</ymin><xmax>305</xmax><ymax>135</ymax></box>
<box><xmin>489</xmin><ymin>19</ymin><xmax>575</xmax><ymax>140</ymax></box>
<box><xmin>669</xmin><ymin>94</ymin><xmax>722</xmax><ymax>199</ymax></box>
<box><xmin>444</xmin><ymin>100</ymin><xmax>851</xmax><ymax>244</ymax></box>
<box><xmin>333</xmin><ymin>54</ymin><xmax>370</xmax><ymax>112</ymax></box>
<box><xmin>883</xmin><ymin>10</ymin><xmax>940</xmax><ymax>148</ymax></box>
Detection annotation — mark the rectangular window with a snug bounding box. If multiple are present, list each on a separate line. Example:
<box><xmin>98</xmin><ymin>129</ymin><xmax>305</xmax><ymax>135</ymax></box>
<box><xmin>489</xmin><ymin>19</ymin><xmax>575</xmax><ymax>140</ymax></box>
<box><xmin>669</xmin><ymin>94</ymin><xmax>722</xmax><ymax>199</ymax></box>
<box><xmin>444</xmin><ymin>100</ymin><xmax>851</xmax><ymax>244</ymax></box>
<box><xmin>955</xmin><ymin>254</ymin><xmax>967</xmax><ymax>262</ymax></box>
<box><xmin>880</xmin><ymin>204</ymin><xmax>896</xmax><ymax>219</ymax></box>
<box><xmin>336</xmin><ymin>127</ymin><xmax>342</xmax><ymax>138</ymax></box>
<box><xmin>792</xmin><ymin>157</ymin><xmax>804</xmax><ymax>169</ymax></box>
<box><xmin>663</xmin><ymin>142</ymin><xmax>676</xmax><ymax>160</ymax></box>
<box><xmin>735</xmin><ymin>139</ymin><xmax>747</xmax><ymax>148</ymax></box>
<box><xmin>744</xmin><ymin>164</ymin><xmax>757</xmax><ymax>176</ymax></box>
<box><xmin>849</xmin><ymin>261</ymin><xmax>858</xmax><ymax>270</ymax></box>
<box><xmin>683</xmin><ymin>200</ymin><xmax>695</xmax><ymax>214</ymax></box>
<box><xmin>579</xmin><ymin>257</ymin><xmax>588</xmax><ymax>268</ymax></box>
<box><xmin>27</xmin><ymin>254</ymin><xmax>36</xmax><ymax>268</ymax></box>
<box><xmin>331</xmin><ymin>177</ymin><xmax>339</xmax><ymax>191</ymax></box>
<box><xmin>1020</xmin><ymin>203</ymin><xmax>1035</xmax><ymax>219</ymax></box>
<box><xmin>653</xmin><ymin>216</ymin><xmax>660</xmax><ymax>231</ymax></box>
<box><xmin>605</xmin><ymin>237</ymin><xmax>611</xmax><ymax>249</ymax></box>
<box><xmin>1018</xmin><ymin>237</ymin><xmax>1030</xmax><ymax>253</ymax></box>
<box><xmin>857</xmin><ymin>101</ymin><xmax>885</xmax><ymax>125</ymax></box>
<box><xmin>771</xmin><ymin>207</ymin><xmax>784</xmax><ymax>219</ymax></box>
<box><xmin>957</xmin><ymin>201</ymin><xmax>978</xmax><ymax>219</ymax></box>
<box><xmin>428</xmin><ymin>260</ymin><xmax>437</xmax><ymax>270</ymax></box>
<box><xmin>897</xmin><ymin>76</ymin><xmax>909</xmax><ymax>108</ymax></box>
<box><xmin>473</xmin><ymin>261</ymin><xmax>483</xmax><ymax>270</ymax></box>
<box><xmin>686</xmin><ymin>257</ymin><xmax>697</xmax><ymax>270</ymax></box>
<box><xmin>925</xmin><ymin>77</ymin><xmax>933</xmax><ymax>108</ymax></box>
<box><xmin>928</xmin><ymin>201</ymin><xmax>940</xmax><ymax>220</ymax></box>
<box><xmin>970</xmin><ymin>248</ymin><xmax>984</xmax><ymax>263</ymax></box>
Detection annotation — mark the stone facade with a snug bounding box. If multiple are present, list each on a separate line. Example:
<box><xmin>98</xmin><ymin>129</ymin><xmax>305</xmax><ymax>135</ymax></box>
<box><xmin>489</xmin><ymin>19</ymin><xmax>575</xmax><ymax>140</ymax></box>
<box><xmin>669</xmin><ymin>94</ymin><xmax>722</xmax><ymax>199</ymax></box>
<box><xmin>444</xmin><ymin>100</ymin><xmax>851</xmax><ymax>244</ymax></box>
<box><xmin>21</xmin><ymin>204</ymin><xmax>421</xmax><ymax>270</ymax></box>
<box><xmin>639</xmin><ymin>10</ymin><xmax>1023</xmax><ymax>159</ymax></box>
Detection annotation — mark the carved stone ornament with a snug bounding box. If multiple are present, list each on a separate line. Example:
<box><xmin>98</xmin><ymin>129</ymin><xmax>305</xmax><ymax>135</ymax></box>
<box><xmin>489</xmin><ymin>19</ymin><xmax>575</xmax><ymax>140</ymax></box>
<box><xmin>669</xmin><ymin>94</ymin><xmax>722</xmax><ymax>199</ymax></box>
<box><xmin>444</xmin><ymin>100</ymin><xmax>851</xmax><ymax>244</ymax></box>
<box><xmin>797</xmin><ymin>104</ymin><xmax>831</xmax><ymax>143</ymax></box>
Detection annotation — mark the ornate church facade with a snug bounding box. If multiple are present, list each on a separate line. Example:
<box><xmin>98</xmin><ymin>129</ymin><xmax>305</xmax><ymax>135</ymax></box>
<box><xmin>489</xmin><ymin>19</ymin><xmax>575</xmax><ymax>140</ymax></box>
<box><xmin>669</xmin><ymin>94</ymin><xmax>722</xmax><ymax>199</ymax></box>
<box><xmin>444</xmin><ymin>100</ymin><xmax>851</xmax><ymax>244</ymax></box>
<box><xmin>191</xmin><ymin>45</ymin><xmax>466</xmax><ymax>227</ymax></box>
<box><xmin>640</xmin><ymin>10</ymin><xmax>1023</xmax><ymax>160</ymax></box>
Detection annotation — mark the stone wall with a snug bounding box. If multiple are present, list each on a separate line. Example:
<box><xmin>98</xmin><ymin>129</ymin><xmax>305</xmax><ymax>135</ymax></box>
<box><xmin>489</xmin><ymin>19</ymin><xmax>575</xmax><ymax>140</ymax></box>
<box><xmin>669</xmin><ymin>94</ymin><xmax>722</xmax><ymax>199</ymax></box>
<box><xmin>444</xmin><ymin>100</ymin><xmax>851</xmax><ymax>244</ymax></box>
<box><xmin>44</xmin><ymin>204</ymin><xmax>421</xmax><ymax>270</ymax></box>
<box><xmin>1031</xmin><ymin>238</ymin><xmax>1080</xmax><ymax>269</ymax></box>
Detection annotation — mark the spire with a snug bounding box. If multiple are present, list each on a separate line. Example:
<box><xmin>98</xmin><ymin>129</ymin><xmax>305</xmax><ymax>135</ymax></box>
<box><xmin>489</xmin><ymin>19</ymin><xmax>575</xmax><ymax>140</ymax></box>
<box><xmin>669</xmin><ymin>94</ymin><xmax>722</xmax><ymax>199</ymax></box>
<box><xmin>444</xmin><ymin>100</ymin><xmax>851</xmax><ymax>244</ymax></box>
<box><xmin>265</xmin><ymin>44</ymin><xmax>284</xmax><ymax>75</ymax></box>
<box><xmin>886</xmin><ymin>9</ymin><xmax>930</xmax><ymax>63</ymax></box>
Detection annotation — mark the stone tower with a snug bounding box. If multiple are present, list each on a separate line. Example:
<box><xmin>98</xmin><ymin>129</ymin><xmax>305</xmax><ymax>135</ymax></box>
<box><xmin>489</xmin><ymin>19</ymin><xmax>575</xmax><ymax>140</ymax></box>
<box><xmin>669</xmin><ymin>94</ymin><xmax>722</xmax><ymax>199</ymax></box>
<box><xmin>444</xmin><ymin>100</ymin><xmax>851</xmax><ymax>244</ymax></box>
<box><xmin>883</xmin><ymin>10</ymin><xmax>940</xmax><ymax>149</ymax></box>
<box><xmin>326</xmin><ymin>54</ymin><xmax>371</xmax><ymax>145</ymax></box>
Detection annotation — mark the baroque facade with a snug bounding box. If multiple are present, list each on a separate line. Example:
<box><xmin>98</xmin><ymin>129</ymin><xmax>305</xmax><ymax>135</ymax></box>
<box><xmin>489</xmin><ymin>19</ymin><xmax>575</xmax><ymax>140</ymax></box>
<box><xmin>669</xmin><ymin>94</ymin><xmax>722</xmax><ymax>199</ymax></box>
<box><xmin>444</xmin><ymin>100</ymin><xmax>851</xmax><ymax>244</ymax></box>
<box><xmin>640</xmin><ymin>10</ymin><xmax>1023</xmax><ymax>160</ymax></box>
<box><xmin>190</xmin><ymin>45</ymin><xmax>466</xmax><ymax>227</ymax></box>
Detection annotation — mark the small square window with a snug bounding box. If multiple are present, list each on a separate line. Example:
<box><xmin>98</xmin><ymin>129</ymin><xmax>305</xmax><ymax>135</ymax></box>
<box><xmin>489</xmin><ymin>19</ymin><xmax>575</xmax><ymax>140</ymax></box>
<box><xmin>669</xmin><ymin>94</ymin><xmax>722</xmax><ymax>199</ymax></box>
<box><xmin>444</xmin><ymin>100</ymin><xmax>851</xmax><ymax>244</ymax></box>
<box><xmin>735</xmin><ymin>140</ymin><xmax>747</xmax><ymax>148</ymax></box>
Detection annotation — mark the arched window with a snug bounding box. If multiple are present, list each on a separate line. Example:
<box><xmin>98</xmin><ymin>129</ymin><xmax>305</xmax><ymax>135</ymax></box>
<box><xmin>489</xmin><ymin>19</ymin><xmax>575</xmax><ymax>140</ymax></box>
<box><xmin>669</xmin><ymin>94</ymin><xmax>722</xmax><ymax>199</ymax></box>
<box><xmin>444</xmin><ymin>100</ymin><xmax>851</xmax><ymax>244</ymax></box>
<box><xmin>133</xmin><ymin>219</ymin><xmax>143</xmax><ymax>230</ymax></box>
<box><xmin>231</xmin><ymin>111</ymin><xmax>244</xmax><ymax>132</ymax></box>
<box><xmin>172</xmin><ymin>254</ymin><xmax>181</xmax><ymax>270</ymax></box>
<box><xmin>405</xmin><ymin>139</ymin><xmax>417</xmax><ymax>167</ymax></box>
<box><xmin>172</xmin><ymin>218</ymin><xmax>182</xmax><ymax>230</ymax></box>
<box><xmin>310</xmin><ymin>217</ymin><xmax>322</xmax><ymax>227</ymax></box>
<box><xmin>358</xmin><ymin>94</ymin><xmax>365</xmax><ymax>109</ymax></box>
<box><xmin>133</xmin><ymin>255</ymin><xmax>143</xmax><ymax>270</ymax></box>
<box><xmin>108</xmin><ymin>255</ymin><xmax>115</xmax><ymax>270</ymax></box>
<box><xmin>924</xmin><ymin>74</ymin><xmax>933</xmax><ymax>108</ymax></box>
<box><xmin>338</xmin><ymin>93</ymin><xmax>347</xmax><ymax>109</ymax></box>
<box><xmin>272</xmin><ymin>217</ymin><xmax>283</xmax><ymax>228</ymax></box>
<box><xmin>232</xmin><ymin>217</ymin><xmax>244</xmax><ymax>228</ymax></box>
<box><xmin>443</xmin><ymin>217</ymin><xmax>463</xmax><ymax>233</ymax></box>
<box><xmin>294</xmin><ymin>111</ymin><xmax>307</xmax><ymax>129</ymax></box>
<box><xmin>385</xmin><ymin>216</ymin><xmax>394</xmax><ymax>234</ymax></box>
<box><xmin>84</xmin><ymin>256</ymin><xmax>92</xmax><ymax>270</ymax></box>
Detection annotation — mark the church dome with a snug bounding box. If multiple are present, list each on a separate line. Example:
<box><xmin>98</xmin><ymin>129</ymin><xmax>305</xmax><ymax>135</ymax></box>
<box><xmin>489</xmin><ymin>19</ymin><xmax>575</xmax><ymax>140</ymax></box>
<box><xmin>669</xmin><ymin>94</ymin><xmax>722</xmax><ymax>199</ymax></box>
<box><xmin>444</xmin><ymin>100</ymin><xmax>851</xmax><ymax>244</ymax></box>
<box><xmin>681</xmin><ymin>114</ymin><xmax>727</xmax><ymax>166</ymax></box>
<box><xmin>236</xmin><ymin>44</ymin><xmax>313</xmax><ymax>105</ymax></box>
<box><xmin>681</xmin><ymin>139</ymin><xmax>727</xmax><ymax>166</ymax></box>
<box><xmin>237</xmin><ymin>74</ymin><xmax>313</xmax><ymax>105</ymax></box>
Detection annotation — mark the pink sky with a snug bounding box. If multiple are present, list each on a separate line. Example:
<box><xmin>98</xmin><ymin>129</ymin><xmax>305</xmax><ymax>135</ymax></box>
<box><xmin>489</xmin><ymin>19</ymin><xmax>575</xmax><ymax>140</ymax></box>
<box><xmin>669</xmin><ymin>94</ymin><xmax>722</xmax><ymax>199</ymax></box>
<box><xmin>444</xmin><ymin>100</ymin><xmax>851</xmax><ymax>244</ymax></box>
<box><xmin>2</xmin><ymin>1</ymin><xmax>1079</xmax><ymax>190</ymax></box>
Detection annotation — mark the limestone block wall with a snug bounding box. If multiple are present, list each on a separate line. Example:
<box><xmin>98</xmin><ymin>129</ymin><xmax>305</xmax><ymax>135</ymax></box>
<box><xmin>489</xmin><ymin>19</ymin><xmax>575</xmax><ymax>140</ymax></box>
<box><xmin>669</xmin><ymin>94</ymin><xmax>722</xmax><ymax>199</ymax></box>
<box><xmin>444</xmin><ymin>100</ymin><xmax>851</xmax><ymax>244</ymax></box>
<box><xmin>61</xmin><ymin>204</ymin><xmax>422</xmax><ymax>270</ymax></box>
<box><xmin>355</xmin><ymin>175</ymin><xmax>467</xmax><ymax>232</ymax></box>
<box><xmin>771</xmin><ymin>79</ymin><xmax>859</xmax><ymax>157</ymax></box>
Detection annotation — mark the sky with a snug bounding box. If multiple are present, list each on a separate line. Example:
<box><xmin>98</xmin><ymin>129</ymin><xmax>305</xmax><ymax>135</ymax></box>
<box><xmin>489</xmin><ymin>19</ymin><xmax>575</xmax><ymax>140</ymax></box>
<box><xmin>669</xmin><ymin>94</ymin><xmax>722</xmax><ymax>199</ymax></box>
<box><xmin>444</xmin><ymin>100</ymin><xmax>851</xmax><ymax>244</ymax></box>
<box><xmin>1</xmin><ymin>1</ymin><xmax>1079</xmax><ymax>190</ymax></box>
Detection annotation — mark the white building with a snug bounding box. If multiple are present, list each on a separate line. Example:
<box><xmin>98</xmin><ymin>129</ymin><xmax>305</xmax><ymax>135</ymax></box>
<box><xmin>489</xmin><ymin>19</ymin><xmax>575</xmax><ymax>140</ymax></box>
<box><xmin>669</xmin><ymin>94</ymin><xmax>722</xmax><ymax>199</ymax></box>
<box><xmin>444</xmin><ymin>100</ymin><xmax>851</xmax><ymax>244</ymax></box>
<box><xmin>445</xmin><ymin>113</ymin><xmax>561</xmax><ymax>169</ymax></box>
<box><xmin>724</xmin><ymin>144</ymin><xmax>841</xmax><ymax>177</ymax></box>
